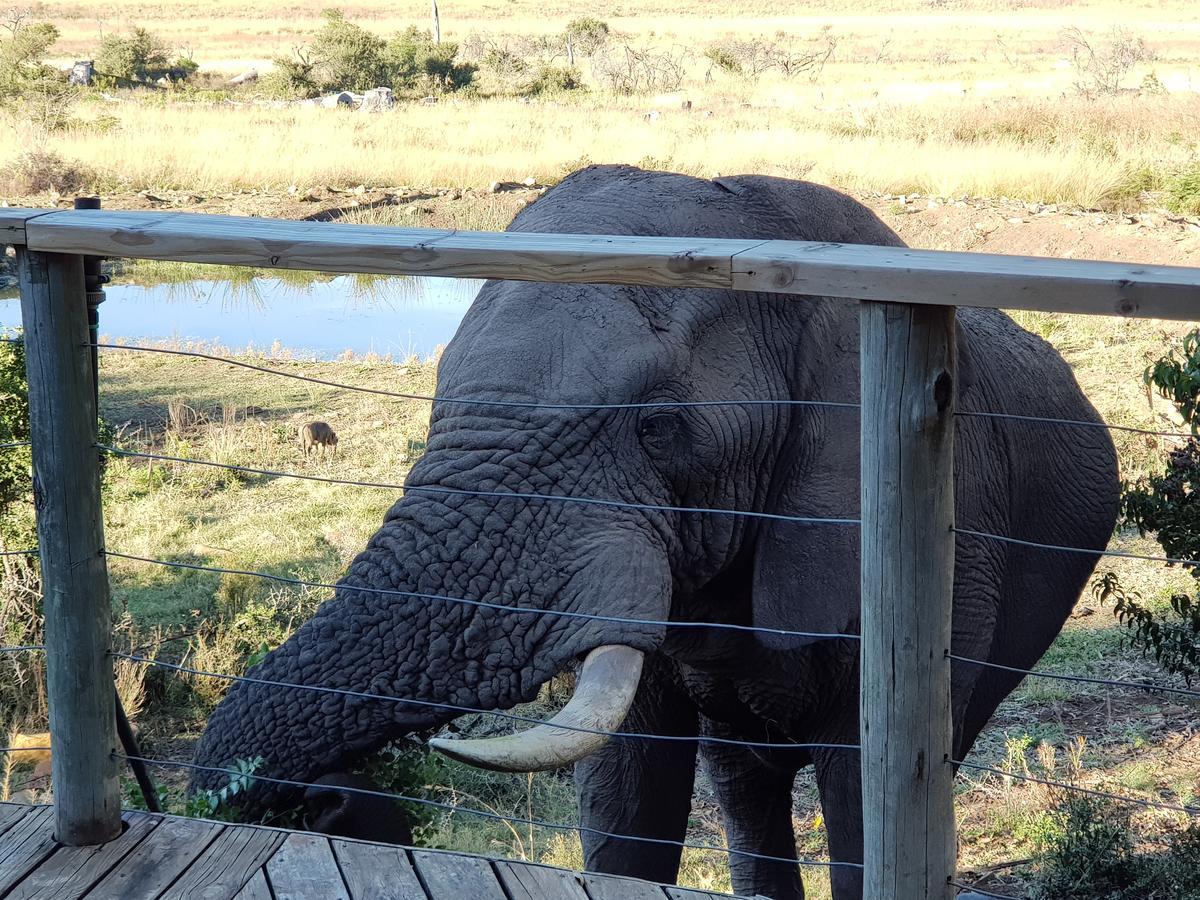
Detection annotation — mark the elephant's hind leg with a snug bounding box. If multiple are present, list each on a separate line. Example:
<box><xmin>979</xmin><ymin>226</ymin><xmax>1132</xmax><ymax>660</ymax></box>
<box><xmin>700</xmin><ymin>717</ymin><xmax>805</xmax><ymax>900</ymax></box>
<box><xmin>575</xmin><ymin>653</ymin><xmax>699</xmax><ymax>885</ymax></box>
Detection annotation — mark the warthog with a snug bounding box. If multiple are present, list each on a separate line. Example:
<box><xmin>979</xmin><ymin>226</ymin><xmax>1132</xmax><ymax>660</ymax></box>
<box><xmin>300</xmin><ymin>421</ymin><xmax>338</xmax><ymax>456</ymax></box>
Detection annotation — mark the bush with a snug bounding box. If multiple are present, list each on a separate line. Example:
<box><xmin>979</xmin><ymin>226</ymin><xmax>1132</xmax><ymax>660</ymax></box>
<box><xmin>95</xmin><ymin>27</ymin><xmax>172</xmax><ymax>86</ymax></box>
<box><xmin>591</xmin><ymin>42</ymin><xmax>688</xmax><ymax>95</ymax></box>
<box><xmin>263</xmin><ymin>50</ymin><xmax>320</xmax><ymax>99</ymax></box>
<box><xmin>1061</xmin><ymin>26</ymin><xmax>1154</xmax><ymax>97</ymax></box>
<box><xmin>0</xmin><ymin>10</ymin><xmax>75</xmax><ymax>129</ymax></box>
<box><xmin>563</xmin><ymin>17</ymin><xmax>609</xmax><ymax>58</ymax></box>
<box><xmin>309</xmin><ymin>8</ymin><xmax>387</xmax><ymax>91</ymax></box>
<box><xmin>1105</xmin><ymin>330</ymin><xmax>1200</xmax><ymax>682</ymax></box>
<box><xmin>0</xmin><ymin>149</ymin><xmax>93</xmax><ymax>196</ymax></box>
<box><xmin>385</xmin><ymin>26</ymin><xmax>475</xmax><ymax>92</ymax></box>
<box><xmin>521</xmin><ymin>65</ymin><xmax>582</xmax><ymax>96</ymax></box>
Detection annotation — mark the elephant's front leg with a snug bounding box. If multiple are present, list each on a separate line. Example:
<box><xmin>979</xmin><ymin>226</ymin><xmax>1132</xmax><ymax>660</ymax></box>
<box><xmin>812</xmin><ymin>747</ymin><xmax>864</xmax><ymax>900</ymax></box>
<box><xmin>575</xmin><ymin>653</ymin><xmax>699</xmax><ymax>885</ymax></box>
<box><xmin>700</xmin><ymin>717</ymin><xmax>804</xmax><ymax>900</ymax></box>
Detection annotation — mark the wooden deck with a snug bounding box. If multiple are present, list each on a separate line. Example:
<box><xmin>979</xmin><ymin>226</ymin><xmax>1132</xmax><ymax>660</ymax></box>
<box><xmin>0</xmin><ymin>803</ymin><xmax>754</xmax><ymax>900</ymax></box>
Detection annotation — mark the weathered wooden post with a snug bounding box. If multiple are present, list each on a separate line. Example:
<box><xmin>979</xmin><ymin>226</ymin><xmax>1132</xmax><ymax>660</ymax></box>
<box><xmin>860</xmin><ymin>301</ymin><xmax>956</xmax><ymax>899</ymax></box>
<box><xmin>16</xmin><ymin>247</ymin><xmax>121</xmax><ymax>844</ymax></box>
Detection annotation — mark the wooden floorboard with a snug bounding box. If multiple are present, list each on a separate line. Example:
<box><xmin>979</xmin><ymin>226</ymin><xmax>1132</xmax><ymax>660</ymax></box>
<box><xmin>330</xmin><ymin>839</ymin><xmax>425</xmax><ymax>900</ymax></box>
<box><xmin>158</xmin><ymin>824</ymin><xmax>284</xmax><ymax>900</ymax></box>
<box><xmin>232</xmin><ymin>870</ymin><xmax>273</xmax><ymax>900</ymax></box>
<box><xmin>0</xmin><ymin>804</ymin><xmax>753</xmax><ymax>900</ymax></box>
<box><xmin>264</xmin><ymin>833</ymin><xmax>348</xmax><ymax>900</ymax></box>
<box><xmin>411</xmin><ymin>850</ymin><xmax>507</xmax><ymax>899</ymax></box>
<box><xmin>6</xmin><ymin>811</ymin><xmax>158</xmax><ymax>900</ymax></box>
<box><xmin>581</xmin><ymin>872</ymin><xmax>671</xmax><ymax>900</ymax></box>
<box><xmin>84</xmin><ymin>816</ymin><xmax>224</xmax><ymax>900</ymax></box>
<box><xmin>495</xmin><ymin>859</ymin><xmax>592</xmax><ymax>899</ymax></box>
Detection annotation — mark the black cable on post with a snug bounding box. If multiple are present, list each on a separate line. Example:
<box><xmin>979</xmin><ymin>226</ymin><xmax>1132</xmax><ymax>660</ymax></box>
<box><xmin>74</xmin><ymin>196</ymin><xmax>160</xmax><ymax>814</ymax></box>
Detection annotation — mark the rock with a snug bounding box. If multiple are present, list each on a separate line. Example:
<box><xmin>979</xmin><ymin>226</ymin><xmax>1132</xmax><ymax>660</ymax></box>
<box><xmin>521</xmin><ymin>177</ymin><xmax>537</xmax><ymax>187</ymax></box>
<box><xmin>448</xmin><ymin>189</ymin><xmax>462</xmax><ymax>200</ymax></box>
<box><xmin>644</xmin><ymin>110</ymin><xmax>661</xmax><ymax>121</ymax></box>
<box><xmin>320</xmin><ymin>91</ymin><xmax>358</xmax><ymax>109</ymax></box>
<box><xmin>1006</xmin><ymin>217</ymin><xmax>1027</xmax><ymax>224</ymax></box>
<box><xmin>227</xmin><ymin>69</ymin><xmax>258</xmax><ymax>86</ymax></box>
<box><xmin>361</xmin><ymin>86</ymin><xmax>395</xmax><ymax>112</ymax></box>
<box><xmin>68</xmin><ymin>60</ymin><xmax>94</xmax><ymax>86</ymax></box>
<box><xmin>299</xmin><ymin>189</ymin><xmax>321</xmax><ymax>202</ymax></box>
<box><xmin>420</xmin><ymin>95</ymin><xmax>438</xmax><ymax>105</ymax></box>
<box><xmin>680</xmin><ymin>99</ymin><xmax>692</xmax><ymax>110</ymax></box>
<box><xmin>351</xmin><ymin>184</ymin><xmax>367</xmax><ymax>195</ymax></box>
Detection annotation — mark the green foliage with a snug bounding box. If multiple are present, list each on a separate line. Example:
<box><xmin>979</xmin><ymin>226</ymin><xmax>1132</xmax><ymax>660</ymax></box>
<box><xmin>1108</xmin><ymin>329</ymin><xmax>1200</xmax><ymax>682</ymax></box>
<box><xmin>359</xmin><ymin>742</ymin><xmax>443</xmax><ymax>837</ymax></box>
<box><xmin>0</xmin><ymin>11</ymin><xmax>76</xmax><ymax>129</ymax></box>
<box><xmin>1034</xmin><ymin>794</ymin><xmax>1200</xmax><ymax>899</ymax></box>
<box><xmin>309</xmin><ymin>8</ymin><xmax>387</xmax><ymax>91</ymax></box>
<box><xmin>185</xmin><ymin>755</ymin><xmax>265</xmax><ymax>819</ymax></box>
<box><xmin>384</xmin><ymin>27</ymin><xmax>475</xmax><ymax>92</ymax></box>
<box><xmin>1163</xmin><ymin>163</ymin><xmax>1200</xmax><ymax>216</ymax></box>
<box><xmin>521</xmin><ymin>65</ymin><xmax>583</xmax><ymax>96</ymax></box>
<box><xmin>263</xmin><ymin>51</ymin><xmax>319</xmax><ymax>99</ymax></box>
<box><xmin>563</xmin><ymin>17</ymin><xmax>610</xmax><ymax>56</ymax></box>
<box><xmin>0</xmin><ymin>332</ymin><xmax>33</xmax><ymax>549</ymax></box>
<box><xmin>1093</xmin><ymin>572</ymin><xmax>1200</xmax><ymax>682</ymax></box>
<box><xmin>96</xmin><ymin>27</ymin><xmax>172</xmax><ymax>86</ymax></box>
<box><xmin>703</xmin><ymin>45</ymin><xmax>742</xmax><ymax>75</ymax></box>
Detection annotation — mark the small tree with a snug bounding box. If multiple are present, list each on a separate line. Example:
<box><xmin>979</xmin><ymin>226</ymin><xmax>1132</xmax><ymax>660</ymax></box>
<box><xmin>0</xmin><ymin>9</ymin><xmax>75</xmax><ymax>129</ymax></box>
<box><xmin>1107</xmin><ymin>330</ymin><xmax>1200</xmax><ymax>681</ymax></box>
<box><xmin>384</xmin><ymin>26</ymin><xmax>474</xmax><ymax>92</ymax></box>
<box><xmin>95</xmin><ymin>27</ymin><xmax>171</xmax><ymax>86</ymax></box>
<box><xmin>564</xmin><ymin>17</ymin><xmax>608</xmax><ymax>64</ymax></box>
<box><xmin>309</xmin><ymin>8</ymin><xmax>387</xmax><ymax>91</ymax></box>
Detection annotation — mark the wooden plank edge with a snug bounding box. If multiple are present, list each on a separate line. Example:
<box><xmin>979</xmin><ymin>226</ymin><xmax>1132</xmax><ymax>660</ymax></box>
<box><xmin>731</xmin><ymin>241</ymin><xmax>1200</xmax><ymax>320</ymax></box>
<box><xmin>0</xmin><ymin>209</ymin><xmax>57</xmax><ymax>247</ymax></box>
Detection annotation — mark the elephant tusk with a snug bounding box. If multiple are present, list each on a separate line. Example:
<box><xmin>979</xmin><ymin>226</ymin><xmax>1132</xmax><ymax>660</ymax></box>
<box><xmin>428</xmin><ymin>645</ymin><xmax>644</xmax><ymax>772</ymax></box>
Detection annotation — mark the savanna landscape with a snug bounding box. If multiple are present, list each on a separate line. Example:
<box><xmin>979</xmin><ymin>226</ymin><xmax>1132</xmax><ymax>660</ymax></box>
<box><xmin>4</xmin><ymin>1</ymin><xmax>1200</xmax><ymax>898</ymax></box>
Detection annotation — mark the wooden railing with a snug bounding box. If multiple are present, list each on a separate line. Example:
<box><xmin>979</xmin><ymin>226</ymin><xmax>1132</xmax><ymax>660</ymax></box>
<box><xmin>5</xmin><ymin>205</ymin><xmax>1200</xmax><ymax>899</ymax></box>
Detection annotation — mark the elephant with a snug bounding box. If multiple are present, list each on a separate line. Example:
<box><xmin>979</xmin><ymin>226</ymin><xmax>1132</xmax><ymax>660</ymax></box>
<box><xmin>191</xmin><ymin>164</ymin><xmax>1119</xmax><ymax>899</ymax></box>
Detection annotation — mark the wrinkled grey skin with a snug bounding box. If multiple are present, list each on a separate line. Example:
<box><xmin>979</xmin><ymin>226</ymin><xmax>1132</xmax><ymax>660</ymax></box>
<box><xmin>191</xmin><ymin>165</ymin><xmax>1118</xmax><ymax>899</ymax></box>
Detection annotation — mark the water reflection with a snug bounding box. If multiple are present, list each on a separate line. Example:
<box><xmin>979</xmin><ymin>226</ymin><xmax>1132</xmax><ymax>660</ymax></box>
<box><xmin>0</xmin><ymin>270</ymin><xmax>483</xmax><ymax>360</ymax></box>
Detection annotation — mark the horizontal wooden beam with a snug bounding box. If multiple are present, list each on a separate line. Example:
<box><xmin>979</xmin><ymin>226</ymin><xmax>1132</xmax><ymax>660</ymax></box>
<box><xmin>0</xmin><ymin>208</ymin><xmax>56</xmax><ymax>246</ymax></box>
<box><xmin>24</xmin><ymin>209</ymin><xmax>747</xmax><ymax>288</ymax></box>
<box><xmin>7</xmin><ymin>206</ymin><xmax>1200</xmax><ymax>320</ymax></box>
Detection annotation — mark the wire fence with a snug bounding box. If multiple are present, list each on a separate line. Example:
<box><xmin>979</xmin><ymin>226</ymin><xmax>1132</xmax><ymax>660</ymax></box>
<box><xmin>2</xmin><ymin>332</ymin><xmax>1198</xmax><ymax>898</ymax></box>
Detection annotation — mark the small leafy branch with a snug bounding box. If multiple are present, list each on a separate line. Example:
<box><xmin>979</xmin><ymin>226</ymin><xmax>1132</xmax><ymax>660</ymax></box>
<box><xmin>1091</xmin><ymin>572</ymin><xmax>1200</xmax><ymax>682</ymax></box>
<box><xmin>186</xmin><ymin>756</ymin><xmax>264</xmax><ymax>818</ymax></box>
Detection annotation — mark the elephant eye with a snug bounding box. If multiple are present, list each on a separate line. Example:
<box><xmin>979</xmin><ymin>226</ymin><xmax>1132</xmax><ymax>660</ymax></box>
<box><xmin>638</xmin><ymin>413</ymin><xmax>680</xmax><ymax>449</ymax></box>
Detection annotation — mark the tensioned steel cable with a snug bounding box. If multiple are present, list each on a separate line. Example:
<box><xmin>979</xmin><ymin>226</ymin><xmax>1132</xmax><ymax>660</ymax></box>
<box><xmin>949</xmin><ymin>653</ymin><xmax>1200</xmax><ymax>700</ymax></box>
<box><xmin>90</xmin><ymin>343</ymin><xmax>858</xmax><ymax>412</ymax></box>
<box><xmin>104</xmin><ymin>551</ymin><xmax>861</xmax><ymax>641</ymax></box>
<box><xmin>89</xmin><ymin>343</ymin><xmax>1200</xmax><ymax>439</ymax></box>
<box><xmin>97</xmin><ymin>446</ymin><xmax>860</xmax><ymax>528</ymax></box>
<box><xmin>953</xmin><ymin>759</ymin><xmax>1200</xmax><ymax>815</ymax></box>
<box><xmin>0</xmin><ymin>645</ymin><xmax>44</xmax><ymax>653</ymax></box>
<box><xmin>114</xmin><ymin>652</ymin><xmax>859</xmax><ymax>753</ymax></box>
<box><xmin>116</xmin><ymin>754</ymin><xmax>863</xmax><ymax>870</ymax></box>
<box><xmin>953</xmin><ymin>527</ymin><xmax>1200</xmax><ymax>568</ymax></box>
<box><xmin>948</xmin><ymin>879</ymin><xmax>1029</xmax><ymax>900</ymax></box>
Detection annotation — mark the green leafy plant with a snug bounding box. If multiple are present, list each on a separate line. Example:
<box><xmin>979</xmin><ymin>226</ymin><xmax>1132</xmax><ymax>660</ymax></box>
<box><xmin>95</xmin><ymin>27</ymin><xmax>172</xmax><ymax>86</ymax></box>
<box><xmin>0</xmin><ymin>9</ymin><xmax>76</xmax><ymax>129</ymax></box>
<box><xmin>185</xmin><ymin>755</ymin><xmax>265</xmax><ymax>818</ymax></box>
<box><xmin>563</xmin><ymin>17</ymin><xmax>609</xmax><ymax>58</ymax></box>
<box><xmin>1104</xmin><ymin>329</ymin><xmax>1200</xmax><ymax>682</ymax></box>
<box><xmin>309</xmin><ymin>8</ymin><xmax>387</xmax><ymax>91</ymax></box>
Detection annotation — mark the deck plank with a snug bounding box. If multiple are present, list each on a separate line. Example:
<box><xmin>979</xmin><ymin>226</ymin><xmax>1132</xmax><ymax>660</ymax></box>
<box><xmin>580</xmin><ymin>872</ymin><xmax>670</xmax><ymax>900</ymax></box>
<box><xmin>265</xmin><ymin>833</ymin><xmax>349</xmax><ymax>900</ymax></box>
<box><xmin>233</xmin><ymin>870</ymin><xmax>273</xmax><ymax>900</ymax></box>
<box><xmin>0</xmin><ymin>807</ymin><xmax>56</xmax><ymax>894</ymax></box>
<box><xmin>330</xmin><ymin>839</ymin><xmax>426</xmax><ymax>900</ymax></box>
<box><xmin>495</xmin><ymin>859</ymin><xmax>591</xmax><ymax>899</ymax></box>
<box><xmin>7</xmin><ymin>811</ymin><xmax>158</xmax><ymax>899</ymax></box>
<box><xmin>665</xmin><ymin>887</ymin><xmax>741</xmax><ymax>900</ymax></box>
<box><xmin>0</xmin><ymin>804</ymin><xmax>33</xmax><ymax>838</ymax></box>
<box><xmin>158</xmin><ymin>824</ymin><xmax>284</xmax><ymax>900</ymax></box>
<box><xmin>85</xmin><ymin>817</ymin><xmax>225</xmax><ymax>900</ymax></box>
<box><xmin>411</xmin><ymin>850</ymin><xmax>505</xmax><ymax>899</ymax></box>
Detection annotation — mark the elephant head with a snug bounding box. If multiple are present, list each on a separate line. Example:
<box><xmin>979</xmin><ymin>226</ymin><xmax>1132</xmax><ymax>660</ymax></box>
<box><xmin>190</xmin><ymin>165</ymin><xmax>908</xmax><ymax>815</ymax></box>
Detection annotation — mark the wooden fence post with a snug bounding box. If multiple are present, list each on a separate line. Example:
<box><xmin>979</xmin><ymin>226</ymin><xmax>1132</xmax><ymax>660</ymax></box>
<box><xmin>860</xmin><ymin>301</ymin><xmax>957</xmax><ymax>899</ymax></box>
<box><xmin>16</xmin><ymin>247</ymin><xmax>121</xmax><ymax>845</ymax></box>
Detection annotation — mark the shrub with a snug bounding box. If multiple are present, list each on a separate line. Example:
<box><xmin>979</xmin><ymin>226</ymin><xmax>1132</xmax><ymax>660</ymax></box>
<box><xmin>1163</xmin><ymin>163</ymin><xmax>1200</xmax><ymax>216</ymax></box>
<box><xmin>263</xmin><ymin>49</ymin><xmax>320</xmax><ymax>99</ymax></box>
<box><xmin>1061</xmin><ymin>26</ymin><xmax>1154</xmax><ymax>97</ymax></box>
<box><xmin>95</xmin><ymin>27</ymin><xmax>172</xmax><ymax>86</ymax></box>
<box><xmin>385</xmin><ymin>26</ymin><xmax>475</xmax><ymax>92</ymax></box>
<box><xmin>0</xmin><ymin>149</ymin><xmax>93</xmax><ymax>196</ymax></box>
<box><xmin>309</xmin><ymin>8</ymin><xmax>387</xmax><ymax>91</ymax></box>
<box><xmin>0</xmin><ymin>10</ymin><xmax>75</xmax><ymax>129</ymax></box>
<box><xmin>1105</xmin><ymin>330</ymin><xmax>1200</xmax><ymax>682</ymax></box>
<box><xmin>521</xmin><ymin>65</ymin><xmax>582</xmax><ymax>96</ymax></box>
<box><xmin>563</xmin><ymin>17</ymin><xmax>609</xmax><ymax>58</ymax></box>
<box><xmin>591</xmin><ymin>43</ymin><xmax>688</xmax><ymax>95</ymax></box>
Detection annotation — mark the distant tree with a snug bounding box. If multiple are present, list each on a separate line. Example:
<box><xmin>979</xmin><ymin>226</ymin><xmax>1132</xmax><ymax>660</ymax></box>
<box><xmin>96</xmin><ymin>27</ymin><xmax>171</xmax><ymax>86</ymax></box>
<box><xmin>309</xmin><ymin>8</ymin><xmax>388</xmax><ymax>91</ymax></box>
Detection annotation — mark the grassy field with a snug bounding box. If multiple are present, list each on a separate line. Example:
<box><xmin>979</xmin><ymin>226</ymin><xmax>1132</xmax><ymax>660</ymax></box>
<box><xmin>3</xmin><ymin>0</ymin><xmax>1200</xmax><ymax>211</ymax></box>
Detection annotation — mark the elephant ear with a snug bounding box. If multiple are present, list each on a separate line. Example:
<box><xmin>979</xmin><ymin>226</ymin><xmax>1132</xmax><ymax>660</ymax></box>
<box><xmin>750</xmin><ymin>410</ymin><xmax>861</xmax><ymax>651</ymax></box>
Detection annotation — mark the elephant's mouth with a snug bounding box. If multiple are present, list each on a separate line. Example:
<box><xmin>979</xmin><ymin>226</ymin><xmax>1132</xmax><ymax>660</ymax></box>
<box><xmin>428</xmin><ymin>644</ymin><xmax>644</xmax><ymax>772</ymax></box>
